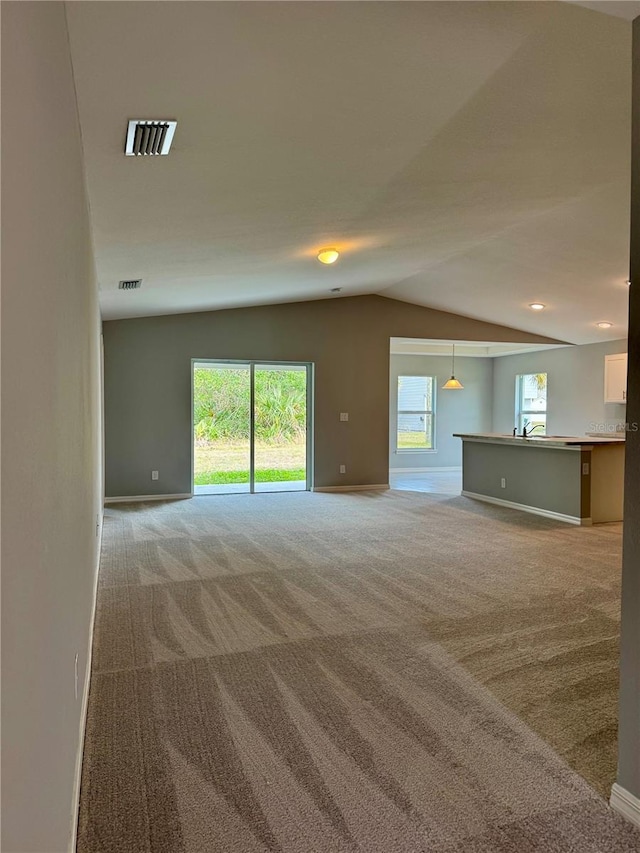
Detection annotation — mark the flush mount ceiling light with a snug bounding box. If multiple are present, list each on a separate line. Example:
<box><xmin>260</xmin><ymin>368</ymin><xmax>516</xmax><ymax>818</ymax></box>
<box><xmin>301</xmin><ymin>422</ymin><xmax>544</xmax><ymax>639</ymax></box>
<box><xmin>317</xmin><ymin>248</ymin><xmax>340</xmax><ymax>265</ymax></box>
<box><xmin>529</xmin><ymin>302</ymin><xmax>546</xmax><ymax>311</ymax></box>
<box><xmin>125</xmin><ymin>120</ymin><xmax>177</xmax><ymax>156</ymax></box>
<box><xmin>442</xmin><ymin>344</ymin><xmax>464</xmax><ymax>390</ymax></box>
<box><xmin>597</xmin><ymin>321</ymin><xmax>613</xmax><ymax>329</ymax></box>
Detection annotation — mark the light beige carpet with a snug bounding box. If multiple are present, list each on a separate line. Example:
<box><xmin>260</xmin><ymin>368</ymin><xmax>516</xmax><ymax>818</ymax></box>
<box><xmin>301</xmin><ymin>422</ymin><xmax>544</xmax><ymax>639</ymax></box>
<box><xmin>78</xmin><ymin>490</ymin><xmax>640</xmax><ymax>852</ymax></box>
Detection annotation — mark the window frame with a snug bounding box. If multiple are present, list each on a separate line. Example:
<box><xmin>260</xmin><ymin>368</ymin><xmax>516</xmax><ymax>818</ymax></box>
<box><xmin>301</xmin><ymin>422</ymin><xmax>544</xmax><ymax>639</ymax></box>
<box><xmin>515</xmin><ymin>372</ymin><xmax>548</xmax><ymax>434</ymax></box>
<box><xmin>396</xmin><ymin>374</ymin><xmax>436</xmax><ymax>453</ymax></box>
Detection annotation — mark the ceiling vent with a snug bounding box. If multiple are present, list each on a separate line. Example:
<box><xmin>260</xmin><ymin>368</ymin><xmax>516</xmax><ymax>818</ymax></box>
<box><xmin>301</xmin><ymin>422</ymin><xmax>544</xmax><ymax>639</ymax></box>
<box><xmin>118</xmin><ymin>279</ymin><xmax>142</xmax><ymax>290</ymax></box>
<box><xmin>125</xmin><ymin>120</ymin><xmax>177</xmax><ymax>156</ymax></box>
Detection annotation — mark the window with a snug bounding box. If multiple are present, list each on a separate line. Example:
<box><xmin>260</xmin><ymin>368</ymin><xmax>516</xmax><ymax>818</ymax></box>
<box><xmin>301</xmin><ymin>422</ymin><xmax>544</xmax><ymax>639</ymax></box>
<box><xmin>516</xmin><ymin>373</ymin><xmax>547</xmax><ymax>434</ymax></box>
<box><xmin>397</xmin><ymin>375</ymin><xmax>435</xmax><ymax>450</ymax></box>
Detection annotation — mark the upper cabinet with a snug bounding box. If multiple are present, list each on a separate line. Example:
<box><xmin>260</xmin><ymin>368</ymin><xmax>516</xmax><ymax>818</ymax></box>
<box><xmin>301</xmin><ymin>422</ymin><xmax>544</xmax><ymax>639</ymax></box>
<box><xmin>604</xmin><ymin>353</ymin><xmax>628</xmax><ymax>404</ymax></box>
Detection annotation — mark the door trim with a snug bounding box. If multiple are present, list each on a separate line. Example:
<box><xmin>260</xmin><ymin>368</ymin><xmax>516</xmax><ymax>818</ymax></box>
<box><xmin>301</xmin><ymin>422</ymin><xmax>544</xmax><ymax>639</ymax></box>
<box><xmin>249</xmin><ymin>362</ymin><xmax>255</xmax><ymax>493</ymax></box>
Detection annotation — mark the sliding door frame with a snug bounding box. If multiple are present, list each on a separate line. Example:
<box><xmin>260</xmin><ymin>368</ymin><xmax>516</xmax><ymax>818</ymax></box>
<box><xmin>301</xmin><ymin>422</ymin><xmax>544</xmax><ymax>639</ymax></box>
<box><xmin>190</xmin><ymin>358</ymin><xmax>314</xmax><ymax>494</ymax></box>
<box><xmin>249</xmin><ymin>362</ymin><xmax>256</xmax><ymax>491</ymax></box>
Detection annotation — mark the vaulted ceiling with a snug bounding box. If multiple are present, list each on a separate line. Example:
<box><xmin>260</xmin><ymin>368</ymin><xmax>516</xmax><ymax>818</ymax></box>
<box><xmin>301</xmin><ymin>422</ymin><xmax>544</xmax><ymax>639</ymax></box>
<box><xmin>66</xmin><ymin>1</ymin><xmax>639</xmax><ymax>343</ymax></box>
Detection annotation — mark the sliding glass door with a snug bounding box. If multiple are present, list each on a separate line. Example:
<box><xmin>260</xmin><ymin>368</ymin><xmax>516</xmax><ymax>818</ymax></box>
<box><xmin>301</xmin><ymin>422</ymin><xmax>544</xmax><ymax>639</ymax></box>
<box><xmin>254</xmin><ymin>364</ymin><xmax>308</xmax><ymax>493</ymax></box>
<box><xmin>192</xmin><ymin>362</ymin><xmax>251</xmax><ymax>494</ymax></box>
<box><xmin>192</xmin><ymin>360</ymin><xmax>311</xmax><ymax>495</ymax></box>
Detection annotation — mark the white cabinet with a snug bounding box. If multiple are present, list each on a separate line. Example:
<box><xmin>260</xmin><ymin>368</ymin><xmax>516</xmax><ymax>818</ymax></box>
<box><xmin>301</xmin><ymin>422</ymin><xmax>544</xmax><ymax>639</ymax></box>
<box><xmin>604</xmin><ymin>353</ymin><xmax>628</xmax><ymax>403</ymax></box>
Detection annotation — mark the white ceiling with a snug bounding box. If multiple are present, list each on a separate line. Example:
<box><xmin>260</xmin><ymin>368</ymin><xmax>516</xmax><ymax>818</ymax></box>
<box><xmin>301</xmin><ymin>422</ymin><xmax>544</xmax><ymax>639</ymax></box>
<box><xmin>65</xmin><ymin>1</ymin><xmax>637</xmax><ymax>343</ymax></box>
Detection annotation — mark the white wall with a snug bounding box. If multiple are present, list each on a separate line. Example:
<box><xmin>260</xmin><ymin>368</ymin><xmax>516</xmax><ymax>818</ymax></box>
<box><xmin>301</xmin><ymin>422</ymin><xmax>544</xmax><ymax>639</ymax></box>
<box><xmin>1</xmin><ymin>4</ymin><xmax>102</xmax><ymax>851</ymax></box>
<box><xmin>390</xmin><ymin>354</ymin><xmax>494</xmax><ymax>469</ymax></box>
<box><xmin>492</xmin><ymin>340</ymin><xmax>628</xmax><ymax>436</ymax></box>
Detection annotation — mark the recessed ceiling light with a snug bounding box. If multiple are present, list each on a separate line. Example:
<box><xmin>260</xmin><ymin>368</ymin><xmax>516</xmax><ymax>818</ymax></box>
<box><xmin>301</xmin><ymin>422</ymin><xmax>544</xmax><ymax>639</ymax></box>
<box><xmin>596</xmin><ymin>321</ymin><xmax>613</xmax><ymax>329</ymax></box>
<box><xmin>529</xmin><ymin>302</ymin><xmax>545</xmax><ymax>311</ymax></box>
<box><xmin>317</xmin><ymin>248</ymin><xmax>340</xmax><ymax>265</ymax></box>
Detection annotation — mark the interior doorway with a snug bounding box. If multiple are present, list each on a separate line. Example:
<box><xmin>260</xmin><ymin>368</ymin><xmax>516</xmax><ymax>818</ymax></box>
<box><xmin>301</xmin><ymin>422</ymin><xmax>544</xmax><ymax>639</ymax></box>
<box><xmin>192</xmin><ymin>360</ymin><xmax>312</xmax><ymax>495</ymax></box>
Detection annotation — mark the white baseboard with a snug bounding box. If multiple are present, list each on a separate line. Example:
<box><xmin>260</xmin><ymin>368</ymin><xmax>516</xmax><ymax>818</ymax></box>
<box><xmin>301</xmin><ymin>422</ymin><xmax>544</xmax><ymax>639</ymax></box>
<box><xmin>104</xmin><ymin>492</ymin><xmax>192</xmax><ymax>504</ymax></box>
<box><xmin>389</xmin><ymin>466</ymin><xmax>461</xmax><ymax>474</ymax></box>
<box><xmin>313</xmin><ymin>484</ymin><xmax>389</xmax><ymax>493</ymax></box>
<box><xmin>461</xmin><ymin>490</ymin><xmax>590</xmax><ymax>526</ymax></box>
<box><xmin>611</xmin><ymin>783</ymin><xmax>640</xmax><ymax>829</ymax></box>
<box><xmin>69</xmin><ymin>509</ymin><xmax>102</xmax><ymax>852</ymax></box>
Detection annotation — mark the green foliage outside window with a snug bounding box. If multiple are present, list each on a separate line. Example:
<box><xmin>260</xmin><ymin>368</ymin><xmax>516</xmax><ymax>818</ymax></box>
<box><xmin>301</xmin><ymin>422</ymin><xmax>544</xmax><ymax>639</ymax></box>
<box><xmin>193</xmin><ymin>368</ymin><xmax>306</xmax><ymax>444</ymax></box>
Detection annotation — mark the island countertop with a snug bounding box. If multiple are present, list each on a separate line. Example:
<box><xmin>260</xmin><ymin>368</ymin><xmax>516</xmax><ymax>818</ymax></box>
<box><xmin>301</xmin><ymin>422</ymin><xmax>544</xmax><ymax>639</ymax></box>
<box><xmin>453</xmin><ymin>432</ymin><xmax>625</xmax><ymax>449</ymax></box>
<box><xmin>455</xmin><ymin>433</ymin><xmax>625</xmax><ymax>524</ymax></box>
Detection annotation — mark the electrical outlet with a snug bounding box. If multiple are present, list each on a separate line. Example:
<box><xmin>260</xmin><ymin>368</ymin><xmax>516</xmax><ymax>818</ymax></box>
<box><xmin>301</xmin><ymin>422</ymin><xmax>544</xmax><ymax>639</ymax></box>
<box><xmin>74</xmin><ymin>653</ymin><xmax>79</xmax><ymax>701</ymax></box>
<box><xmin>340</xmin><ymin>464</ymin><xmax>346</xmax><ymax>474</ymax></box>
<box><xmin>500</xmin><ymin>477</ymin><xmax>506</xmax><ymax>488</ymax></box>
<box><xmin>339</xmin><ymin>412</ymin><xmax>349</xmax><ymax>422</ymax></box>
<box><xmin>95</xmin><ymin>513</ymin><xmax>100</xmax><ymax>537</ymax></box>
<box><xmin>151</xmin><ymin>470</ymin><xmax>159</xmax><ymax>481</ymax></box>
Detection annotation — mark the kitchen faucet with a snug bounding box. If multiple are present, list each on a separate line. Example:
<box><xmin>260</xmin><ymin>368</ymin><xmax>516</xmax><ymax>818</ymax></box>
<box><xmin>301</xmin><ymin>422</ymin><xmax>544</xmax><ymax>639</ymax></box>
<box><xmin>513</xmin><ymin>421</ymin><xmax>544</xmax><ymax>437</ymax></box>
<box><xmin>523</xmin><ymin>422</ymin><xmax>545</xmax><ymax>437</ymax></box>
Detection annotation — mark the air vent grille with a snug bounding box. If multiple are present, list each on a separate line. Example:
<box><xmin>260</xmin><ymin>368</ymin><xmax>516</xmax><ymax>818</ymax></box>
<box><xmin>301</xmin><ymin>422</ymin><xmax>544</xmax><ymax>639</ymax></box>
<box><xmin>118</xmin><ymin>279</ymin><xmax>142</xmax><ymax>290</ymax></box>
<box><xmin>125</xmin><ymin>120</ymin><xmax>177</xmax><ymax>156</ymax></box>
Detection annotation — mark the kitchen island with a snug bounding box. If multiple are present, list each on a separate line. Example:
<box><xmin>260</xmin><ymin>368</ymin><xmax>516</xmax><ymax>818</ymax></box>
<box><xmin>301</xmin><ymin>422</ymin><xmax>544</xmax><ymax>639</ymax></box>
<box><xmin>454</xmin><ymin>433</ymin><xmax>625</xmax><ymax>525</ymax></box>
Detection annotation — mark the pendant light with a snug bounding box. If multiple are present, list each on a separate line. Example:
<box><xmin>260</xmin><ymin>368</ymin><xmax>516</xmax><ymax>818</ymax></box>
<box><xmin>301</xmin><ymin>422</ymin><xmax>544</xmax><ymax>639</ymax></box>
<box><xmin>442</xmin><ymin>343</ymin><xmax>464</xmax><ymax>390</ymax></box>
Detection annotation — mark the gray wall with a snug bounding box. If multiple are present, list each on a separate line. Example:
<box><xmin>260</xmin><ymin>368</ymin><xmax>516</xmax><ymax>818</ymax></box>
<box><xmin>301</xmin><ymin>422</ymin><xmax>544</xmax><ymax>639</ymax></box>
<box><xmin>617</xmin><ymin>14</ymin><xmax>640</xmax><ymax>804</ymax></box>
<box><xmin>461</xmin><ymin>441</ymin><xmax>585</xmax><ymax>519</ymax></box>
<box><xmin>493</xmin><ymin>340</ymin><xmax>628</xmax><ymax>436</ymax></box>
<box><xmin>103</xmin><ymin>296</ymin><xmax>557</xmax><ymax>497</ymax></box>
<box><xmin>390</xmin><ymin>354</ymin><xmax>493</xmax><ymax>469</ymax></box>
<box><xmin>1</xmin><ymin>4</ymin><xmax>102</xmax><ymax>851</ymax></box>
